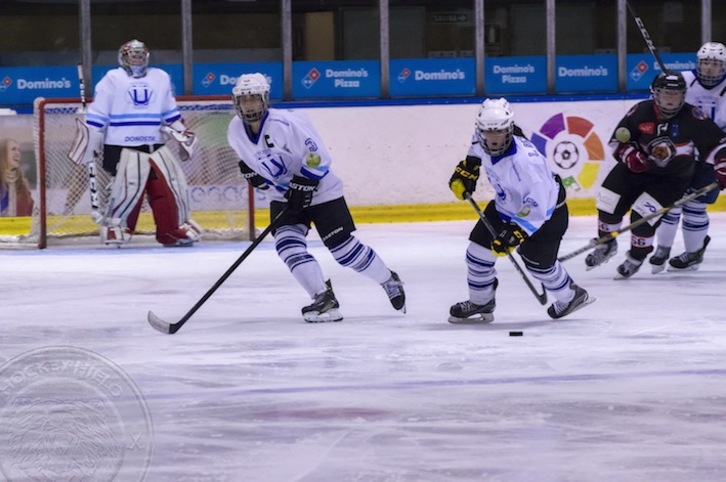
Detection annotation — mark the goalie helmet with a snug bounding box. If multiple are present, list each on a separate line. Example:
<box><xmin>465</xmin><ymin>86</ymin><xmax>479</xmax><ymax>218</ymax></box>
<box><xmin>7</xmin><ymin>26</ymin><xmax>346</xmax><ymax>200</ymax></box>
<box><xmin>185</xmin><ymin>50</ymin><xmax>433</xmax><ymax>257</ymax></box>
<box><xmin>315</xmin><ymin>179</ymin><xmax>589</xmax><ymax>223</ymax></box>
<box><xmin>118</xmin><ymin>39</ymin><xmax>149</xmax><ymax>78</ymax></box>
<box><xmin>696</xmin><ymin>42</ymin><xmax>726</xmax><ymax>87</ymax></box>
<box><xmin>650</xmin><ymin>71</ymin><xmax>686</xmax><ymax>119</ymax></box>
<box><xmin>232</xmin><ymin>73</ymin><xmax>271</xmax><ymax>123</ymax></box>
<box><xmin>475</xmin><ymin>98</ymin><xmax>514</xmax><ymax>156</ymax></box>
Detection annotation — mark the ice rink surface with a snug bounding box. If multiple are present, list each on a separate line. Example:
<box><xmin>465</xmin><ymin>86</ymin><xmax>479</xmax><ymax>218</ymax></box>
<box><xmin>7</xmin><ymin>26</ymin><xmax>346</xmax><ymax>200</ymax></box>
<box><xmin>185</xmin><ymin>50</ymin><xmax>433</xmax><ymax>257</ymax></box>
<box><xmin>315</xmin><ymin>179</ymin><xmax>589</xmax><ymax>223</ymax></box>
<box><xmin>3</xmin><ymin>212</ymin><xmax>726</xmax><ymax>481</ymax></box>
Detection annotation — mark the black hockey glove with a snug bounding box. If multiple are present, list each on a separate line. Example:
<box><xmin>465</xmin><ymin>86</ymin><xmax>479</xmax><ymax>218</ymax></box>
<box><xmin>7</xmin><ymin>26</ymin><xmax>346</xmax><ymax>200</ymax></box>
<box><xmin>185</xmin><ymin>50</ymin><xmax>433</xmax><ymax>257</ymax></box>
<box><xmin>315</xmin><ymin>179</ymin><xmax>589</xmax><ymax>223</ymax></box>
<box><xmin>449</xmin><ymin>157</ymin><xmax>481</xmax><ymax>201</ymax></box>
<box><xmin>491</xmin><ymin>222</ymin><xmax>527</xmax><ymax>256</ymax></box>
<box><xmin>239</xmin><ymin>160</ymin><xmax>269</xmax><ymax>190</ymax></box>
<box><xmin>285</xmin><ymin>175</ymin><xmax>318</xmax><ymax>212</ymax></box>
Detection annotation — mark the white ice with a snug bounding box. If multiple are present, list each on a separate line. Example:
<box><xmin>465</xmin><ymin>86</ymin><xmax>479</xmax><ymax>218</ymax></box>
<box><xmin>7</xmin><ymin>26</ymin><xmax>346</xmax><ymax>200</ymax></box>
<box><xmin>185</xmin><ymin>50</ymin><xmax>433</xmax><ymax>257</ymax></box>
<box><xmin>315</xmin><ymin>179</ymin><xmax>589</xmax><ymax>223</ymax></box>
<box><xmin>3</xmin><ymin>213</ymin><xmax>726</xmax><ymax>482</ymax></box>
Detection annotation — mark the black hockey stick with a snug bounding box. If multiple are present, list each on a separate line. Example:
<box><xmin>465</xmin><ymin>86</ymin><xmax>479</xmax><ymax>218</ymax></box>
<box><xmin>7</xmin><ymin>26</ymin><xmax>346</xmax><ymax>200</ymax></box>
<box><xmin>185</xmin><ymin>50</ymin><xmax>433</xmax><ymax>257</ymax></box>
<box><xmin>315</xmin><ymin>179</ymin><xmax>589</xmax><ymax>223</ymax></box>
<box><xmin>626</xmin><ymin>0</ymin><xmax>669</xmax><ymax>73</ymax></box>
<box><xmin>464</xmin><ymin>194</ymin><xmax>548</xmax><ymax>306</ymax></box>
<box><xmin>558</xmin><ymin>182</ymin><xmax>719</xmax><ymax>263</ymax></box>
<box><xmin>148</xmin><ymin>210</ymin><xmax>287</xmax><ymax>334</ymax></box>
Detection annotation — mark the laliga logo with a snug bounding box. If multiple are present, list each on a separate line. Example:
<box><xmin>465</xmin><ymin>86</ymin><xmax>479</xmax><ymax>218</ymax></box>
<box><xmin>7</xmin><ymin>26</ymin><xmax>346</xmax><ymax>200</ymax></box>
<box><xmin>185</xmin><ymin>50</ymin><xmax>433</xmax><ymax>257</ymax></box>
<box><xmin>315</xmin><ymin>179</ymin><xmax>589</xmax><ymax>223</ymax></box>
<box><xmin>530</xmin><ymin>113</ymin><xmax>605</xmax><ymax>192</ymax></box>
<box><xmin>0</xmin><ymin>77</ymin><xmax>11</xmax><ymax>92</ymax></box>
<box><xmin>202</xmin><ymin>73</ymin><xmax>215</xmax><ymax>88</ymax></box>
<box><xmin>397</xmin><ymin>68</ymin><xmax>411</xmax><ymax>83</ymax></box>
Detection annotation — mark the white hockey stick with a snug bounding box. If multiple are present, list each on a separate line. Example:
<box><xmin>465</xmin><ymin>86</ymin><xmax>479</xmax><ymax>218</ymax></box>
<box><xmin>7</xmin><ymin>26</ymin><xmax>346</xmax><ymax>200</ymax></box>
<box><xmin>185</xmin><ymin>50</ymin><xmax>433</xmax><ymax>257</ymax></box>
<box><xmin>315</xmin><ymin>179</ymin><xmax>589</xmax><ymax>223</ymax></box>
<box><xmin>76</xmin><ymin>63</ymin><xmax>104</xmax><ymax>225</ymax></box>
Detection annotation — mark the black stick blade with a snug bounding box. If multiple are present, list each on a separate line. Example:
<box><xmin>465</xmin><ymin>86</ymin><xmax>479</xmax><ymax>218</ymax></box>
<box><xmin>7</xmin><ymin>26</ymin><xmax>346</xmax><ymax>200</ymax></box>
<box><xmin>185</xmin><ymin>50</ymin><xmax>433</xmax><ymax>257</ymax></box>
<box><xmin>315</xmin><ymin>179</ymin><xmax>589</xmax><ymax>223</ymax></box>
<box><xmin>148</xmin><ymin>311</ymin><xmax>174</xmax><ymax>334</ymax></box>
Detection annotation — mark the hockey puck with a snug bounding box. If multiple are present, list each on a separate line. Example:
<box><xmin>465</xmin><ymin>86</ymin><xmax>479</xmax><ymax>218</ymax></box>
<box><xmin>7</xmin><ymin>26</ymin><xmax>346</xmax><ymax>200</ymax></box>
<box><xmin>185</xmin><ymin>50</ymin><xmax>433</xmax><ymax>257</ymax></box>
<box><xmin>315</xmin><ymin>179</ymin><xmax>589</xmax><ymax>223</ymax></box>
<box><xmin>509</xmin><ymin>331</ymin><xmax>523</xmax><ymax>337</ymax></box>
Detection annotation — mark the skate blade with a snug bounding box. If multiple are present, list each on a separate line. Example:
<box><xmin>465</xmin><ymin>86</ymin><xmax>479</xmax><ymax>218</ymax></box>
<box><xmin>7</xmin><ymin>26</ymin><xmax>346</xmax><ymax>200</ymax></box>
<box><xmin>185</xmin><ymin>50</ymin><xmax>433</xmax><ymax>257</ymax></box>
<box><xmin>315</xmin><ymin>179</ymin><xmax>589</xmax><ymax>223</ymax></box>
<box><xmin>304</xmin><ymin>308</ymin><xmax>343</xmax><ymax>323</ymax></box>
<box><xmin>650</xmin><ymin>264</ymin><xmax>666</xmax><ymax>274</ymax></box>
<box><xmin>448</xmin><ymin>313</ymin><xmax>494</xmax><ymax>324</ymax></box>
<box><xmin>564</xmin><ymin>297</ymin><xmax>596</xmax><ymax>317</ymax></box>
<box><xmin>666</xmin><ymin>264</ymin><xmax>701</xmax><ymax>272</ymax></box>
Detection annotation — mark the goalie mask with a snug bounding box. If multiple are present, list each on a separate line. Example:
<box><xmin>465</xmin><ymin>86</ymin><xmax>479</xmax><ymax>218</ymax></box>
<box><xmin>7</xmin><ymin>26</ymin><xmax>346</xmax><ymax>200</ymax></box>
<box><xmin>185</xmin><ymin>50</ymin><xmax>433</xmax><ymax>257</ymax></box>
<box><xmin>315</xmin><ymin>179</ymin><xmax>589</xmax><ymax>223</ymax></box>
<box><xmin>119</xmin><ymin>39</ymin><xmax>149</xmax><ymax>78</ymax></box>
<box><xmin>475</xmin><ymin>98</ymin><xmax>514</xmax><ymax>156</ymax></box>
<box><xmin>696</xmin><ymin>42</ymin><xmax>726</xmax><ymax>87</ymax></box>
<box><xmin>650</xmin><ymin>72</ymin><xmax>687</xmax><ymax>119</ymax></box>
<box><xmin>232</xmin><ymin>73</ymin><xmax>271</xmax><ymax>124</ymax></box>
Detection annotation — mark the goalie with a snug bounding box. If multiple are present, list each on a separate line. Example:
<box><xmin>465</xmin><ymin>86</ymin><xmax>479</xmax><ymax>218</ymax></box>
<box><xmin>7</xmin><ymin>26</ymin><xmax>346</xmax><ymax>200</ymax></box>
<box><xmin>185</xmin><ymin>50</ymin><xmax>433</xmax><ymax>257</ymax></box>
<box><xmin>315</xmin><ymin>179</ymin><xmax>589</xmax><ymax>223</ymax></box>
<box><xmin>69</xmin><ymin>39</ymin><xmax>201</xmax><ymax>247</ymax></box>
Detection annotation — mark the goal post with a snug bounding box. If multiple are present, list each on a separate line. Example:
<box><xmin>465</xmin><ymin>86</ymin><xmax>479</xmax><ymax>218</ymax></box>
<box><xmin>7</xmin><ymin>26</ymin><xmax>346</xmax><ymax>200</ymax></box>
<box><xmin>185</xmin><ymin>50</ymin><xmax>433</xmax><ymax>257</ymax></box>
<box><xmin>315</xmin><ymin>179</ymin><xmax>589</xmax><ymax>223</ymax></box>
<box><xmin>17</xmin><ymin>95</ymin><xmax>255</xmax><ymax>249</ymax></box>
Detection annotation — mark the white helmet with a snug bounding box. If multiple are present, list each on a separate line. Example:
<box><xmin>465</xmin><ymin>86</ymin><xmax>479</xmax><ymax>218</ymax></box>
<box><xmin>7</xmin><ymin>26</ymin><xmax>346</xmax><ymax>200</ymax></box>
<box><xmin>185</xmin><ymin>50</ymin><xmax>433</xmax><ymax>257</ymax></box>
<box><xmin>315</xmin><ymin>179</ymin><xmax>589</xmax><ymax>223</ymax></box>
<box><xmin>232</xmin><ymin>73</ymin><xmax>271</xmax><ymax>123</ymax></box>
<box><xmin>475</xmin><ymin>98</ymin><xmax>514</xmax><ymax>156</ymax></box>
<box><xmin>118</xmin><ymin>39</ymin><xmax>149</xmax><ymax>78</ymax></box>
<box><xmin>696</xmin><ymin>42</ymin><xmax>726</xmax><ymax>87</ymax></box>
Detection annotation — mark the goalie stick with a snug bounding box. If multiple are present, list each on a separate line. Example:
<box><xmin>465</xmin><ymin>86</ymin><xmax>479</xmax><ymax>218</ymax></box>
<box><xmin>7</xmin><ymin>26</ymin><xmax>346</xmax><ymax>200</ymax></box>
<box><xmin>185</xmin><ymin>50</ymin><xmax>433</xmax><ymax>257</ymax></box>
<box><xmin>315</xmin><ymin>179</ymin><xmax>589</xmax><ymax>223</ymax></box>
<box><xmin>75</xmin><ymin>63</ymin><xmax>103</xmax><ymax>224</ymax></box>
<box><xmin>464</xmin><ymin>193</ymin><xmax>548</xmax><ymax>306</ymax></box>
<box><xmin>148</xmin><ymin>210</ymin><xmax>287</xmax><ymax>334</ymax></box>
<box><xmin>558</xmin><ymin>182</ymin><xmax>720</xmax><ymax>263</ymax></box>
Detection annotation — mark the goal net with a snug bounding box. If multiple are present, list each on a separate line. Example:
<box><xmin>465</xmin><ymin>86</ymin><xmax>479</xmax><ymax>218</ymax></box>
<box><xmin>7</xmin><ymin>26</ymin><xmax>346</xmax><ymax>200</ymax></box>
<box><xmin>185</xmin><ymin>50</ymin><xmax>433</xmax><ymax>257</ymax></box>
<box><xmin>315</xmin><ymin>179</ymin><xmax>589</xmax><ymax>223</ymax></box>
<box><xmin>14</xmin><ymin>96</ymin><xmax>255</xmax><ymax>248</ymax></box>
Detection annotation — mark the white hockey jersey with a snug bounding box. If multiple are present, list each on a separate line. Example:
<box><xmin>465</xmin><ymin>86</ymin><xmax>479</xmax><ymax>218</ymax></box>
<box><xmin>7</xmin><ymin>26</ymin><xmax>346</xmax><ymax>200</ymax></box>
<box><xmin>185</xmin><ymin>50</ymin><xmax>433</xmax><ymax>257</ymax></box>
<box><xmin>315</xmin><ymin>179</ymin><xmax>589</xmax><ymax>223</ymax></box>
<box><xmin>85</xmin><ymin>67</ymin><xmax>182</xmax><ymax>146</ymax></box>
<box><xmin>467</xmin><ymin>134</ymin><xmax>560</xmax><ymax>236</ymax></box>
<box><xmin>227</xmin><ymin>109</ymin><xmax>344</xmax><ymax>204</ymax></box>
<box><xmin>683</xmin><ymin>70</ymin><xmax>726</xmax><ymax>130</ymax></box>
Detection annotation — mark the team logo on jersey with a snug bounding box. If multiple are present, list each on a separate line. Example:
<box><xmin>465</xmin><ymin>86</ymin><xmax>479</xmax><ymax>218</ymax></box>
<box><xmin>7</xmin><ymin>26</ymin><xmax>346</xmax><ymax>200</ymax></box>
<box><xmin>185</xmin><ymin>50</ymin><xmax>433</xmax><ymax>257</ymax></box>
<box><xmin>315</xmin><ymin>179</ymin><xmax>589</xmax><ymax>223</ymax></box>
<box><xmin>646</xmin><ymin>138</ymin><xmax>676</xmax><ymax>167</ymax></box>
<box><xmin>260</xmin><ymin>157</ymin><xmax>288</xmax><ymax>179</ymax></box>
<box><xmin>126</xmin><ymin>83</ymin><xmax>153</xmax><ymax>107</ymax></box>
<box><xmin>531</xmin><ymin>114</ymin><xmax>605</xmax><ymax>194</ymax></box>
<box><xmin>0</xmin><ymin>76</ymin><xmax>11</xmax><ymax>92</ymax></box>
<box><xmin>302</xmin><ymin>68</ymin><xmax>321</xmax><ymax>89</ymax></box>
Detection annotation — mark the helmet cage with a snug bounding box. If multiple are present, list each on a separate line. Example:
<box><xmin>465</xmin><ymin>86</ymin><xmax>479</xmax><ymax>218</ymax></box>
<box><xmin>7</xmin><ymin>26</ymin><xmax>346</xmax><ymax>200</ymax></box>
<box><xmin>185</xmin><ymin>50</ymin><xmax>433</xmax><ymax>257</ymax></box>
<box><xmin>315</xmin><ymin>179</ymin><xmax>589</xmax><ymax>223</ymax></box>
<box><xmin>650</xmin><ymin>72</ymin><xmax>686</xmax><ymax>119</ymax></box>
<box><xmin>232</xmin><ymin>73</ymin><xmax>271</xmax><ymax>123</ymax></box>
<box><xmin>118</xmin><ymin>39</ymin><xmax>149</xmax><ymax>78</ymax></box>
<box><xmin>696</xmin><ymin>42</ymin><xmax>726</xmax><ymax>87</ymax></box>
<box><xmin>476</xmin><ymin>98</ymin><xmax>515</xmax><ymax>156</ymax></box>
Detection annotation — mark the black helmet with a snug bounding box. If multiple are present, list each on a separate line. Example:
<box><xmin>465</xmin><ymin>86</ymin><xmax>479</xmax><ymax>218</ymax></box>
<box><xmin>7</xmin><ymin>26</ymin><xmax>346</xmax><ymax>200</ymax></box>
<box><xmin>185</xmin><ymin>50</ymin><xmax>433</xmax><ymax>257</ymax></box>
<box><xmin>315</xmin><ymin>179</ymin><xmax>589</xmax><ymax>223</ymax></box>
<box><xmin>649</xmin><ymin>71</ymin><xmax>686</xmax><ymax>119</ymax></box>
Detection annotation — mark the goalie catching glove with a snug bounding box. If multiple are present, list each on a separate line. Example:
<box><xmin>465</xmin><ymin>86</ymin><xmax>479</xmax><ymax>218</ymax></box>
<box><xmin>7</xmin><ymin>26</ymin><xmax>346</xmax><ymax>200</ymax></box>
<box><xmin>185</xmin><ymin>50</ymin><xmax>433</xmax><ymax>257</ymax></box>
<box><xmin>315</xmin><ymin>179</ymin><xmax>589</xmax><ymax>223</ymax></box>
<box><xmin>449</xmin><ymin>157</ymin><xmax>481</xmax><ymax>200</ymax></box>
<box><xmin>491</xmin><ymin>222</ymin><xmax>527</xmax><ymax>256</ymax></box>
<box><xmin>238</xmin><ymin>160</ymin><xmax>269</xmax><ymax>190</ymax></box>
<box><xmin>285</xmin><ymin>175</ymin><xmax>318</xmax><ymax>212</ymax></box>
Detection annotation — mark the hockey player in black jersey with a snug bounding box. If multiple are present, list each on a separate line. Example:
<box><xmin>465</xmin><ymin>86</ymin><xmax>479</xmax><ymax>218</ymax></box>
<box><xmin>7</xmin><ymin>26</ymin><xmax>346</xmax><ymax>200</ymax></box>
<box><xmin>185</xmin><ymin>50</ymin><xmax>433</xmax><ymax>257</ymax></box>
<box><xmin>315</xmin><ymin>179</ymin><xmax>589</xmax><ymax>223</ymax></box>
<box><xmin>586</xmin><ymin>71</ymin><xmax>726</xmax><ymax>279</ymax></box>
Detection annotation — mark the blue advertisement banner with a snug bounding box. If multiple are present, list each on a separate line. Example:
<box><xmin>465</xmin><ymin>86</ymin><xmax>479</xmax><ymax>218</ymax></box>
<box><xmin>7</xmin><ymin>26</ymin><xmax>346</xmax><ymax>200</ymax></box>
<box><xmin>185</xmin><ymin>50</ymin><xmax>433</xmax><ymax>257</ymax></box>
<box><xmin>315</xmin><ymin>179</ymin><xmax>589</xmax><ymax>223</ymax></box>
<box><xmin>555</xmin><ymin>55</ymin><xmax>617</xmax><ymax>93</ymax></box>
<box><xmin>192</xmin><ymin>63</ymin><xmax>283</xmax><ymax>98</ymax></box>
<box><xmin>389</xmin><ymin>58</ymin><xmax>476</xmax><ymax>96</ymax></box>
<box><xmin>626</xmin><ymin>53</ymin><xmax>696</xmax><ymax>91</ymax></box>
<box><xmin>0</xmin><ymin>66</ymin><xmax>77</xmax><ymax>105</ymax></box>
<box><xmin>292</xmin><ymin>61</ymin><xmax>380</xmax><ymax>99</ymax></box>
<box><xmin>485</xmin><ymin>56</ymin><xmax>547</xmax><ymax>94</ymax></box>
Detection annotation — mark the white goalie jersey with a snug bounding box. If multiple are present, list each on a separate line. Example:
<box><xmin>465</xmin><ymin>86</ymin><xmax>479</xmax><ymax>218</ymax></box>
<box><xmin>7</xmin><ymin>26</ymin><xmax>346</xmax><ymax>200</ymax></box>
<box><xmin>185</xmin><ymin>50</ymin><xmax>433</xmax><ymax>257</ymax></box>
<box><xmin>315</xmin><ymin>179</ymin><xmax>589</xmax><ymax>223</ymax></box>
<box><xmin>227</xmin><ymin>108</ymin><xmax>344</xmax><ymax>205</ymax></box>
<box><xmin>467</xmin><ymin>133</ymin><xmax>560</xmax><ymax>236</ymax></box>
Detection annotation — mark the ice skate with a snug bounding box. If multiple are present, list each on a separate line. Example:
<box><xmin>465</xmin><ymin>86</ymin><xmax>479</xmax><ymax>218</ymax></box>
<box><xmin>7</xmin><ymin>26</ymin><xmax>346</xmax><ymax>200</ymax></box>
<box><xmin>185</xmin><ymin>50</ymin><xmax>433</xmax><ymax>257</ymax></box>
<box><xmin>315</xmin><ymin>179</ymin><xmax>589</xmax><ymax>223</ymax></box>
<box><xmin>448</xmin><ymin>299</ymin><xmax>495</xmax><ymax>324</ymax></box>
<box><xmin>614</xmin><ymin>252</ymin><xmax>643</xmax><ymax>279</ymax></box>
<box><xmin>381</xmin><ymin>271</ymin><xmax>406</xmax><ymax>313</ymax></box>
<box><xmin>547</xmin><ymin>283</ymin><xmax>594</xmax><ymax>319</ymax></box>
<box><xmin>649</xmin><ymin>245</ymin><xmax>671</xmax><ymax>274</ymax></box>
<box><xmin>668</xmin><ymin>236</ymin><xmax>710</xmax><ymax>271</ymax></box>
<box><xmin>302</xmin><ymin>280</ymin><xmax>343</xmax><ymax>323</ymax></box>
<box><xmin>585</xmin><ymin>240</ymin><xmax>617</xmax><ymax>270</ymax></box>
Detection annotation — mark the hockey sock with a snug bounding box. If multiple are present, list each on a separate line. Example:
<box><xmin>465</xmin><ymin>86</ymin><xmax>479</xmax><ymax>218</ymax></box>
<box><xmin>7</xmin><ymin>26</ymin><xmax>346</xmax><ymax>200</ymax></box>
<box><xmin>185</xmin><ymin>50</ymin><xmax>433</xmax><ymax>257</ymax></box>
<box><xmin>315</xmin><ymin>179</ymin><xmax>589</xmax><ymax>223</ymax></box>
<box><xmin>681</xmin><ymin>201</ymin><xmax>709</xmax><ymax>252</ymax></box>
<box><xmin>274</xmin><ymin>224</ymin><xmax>326</xmax><ymax>298</ymax></box>
<box><xmin>526</xmin><ymin>261</ymin><xmax>574</xmax><ymax>304</ymax></box>
<box><xmin>656</xmin><ymin>207</ymin><xmax>681</xmax><ymax>249</ymax></box>
<box><xmin>465</xmin><ymin>242</ymin><xmax>497</xmax><ymax>305</ymax></box>
<box><xmin>330</xmin><ymin>235</ymin><xmax>390</xmax><ymax>283</ymax></box>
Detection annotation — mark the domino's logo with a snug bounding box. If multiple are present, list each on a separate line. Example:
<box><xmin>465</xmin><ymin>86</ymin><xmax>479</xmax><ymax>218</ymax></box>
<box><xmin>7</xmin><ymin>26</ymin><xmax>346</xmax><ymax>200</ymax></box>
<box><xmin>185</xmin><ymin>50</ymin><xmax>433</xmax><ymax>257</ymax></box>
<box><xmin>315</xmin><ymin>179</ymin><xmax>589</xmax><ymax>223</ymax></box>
<box><xmin>630</xmin><ymin>61</ymin><xmax>648</xmax><ymax>82</ymax></box>
<box><xmin>397</xmin><ymin>68</ymin><xmax>411</xmax><ymax>83</ymax></box>
<box><xmin>0</xmin><ymin>76</ymin><xmax>11</xmax><ymax>93</ymax></box>
<box><xmin>201</xmin><ymin>73</ymin><xmax>216</xmax><ymax>88</ymax></box>
<box><xmin>302</xmin><ymin>68</ymin><xmax>321</xmax><ymax>89</ymax></box>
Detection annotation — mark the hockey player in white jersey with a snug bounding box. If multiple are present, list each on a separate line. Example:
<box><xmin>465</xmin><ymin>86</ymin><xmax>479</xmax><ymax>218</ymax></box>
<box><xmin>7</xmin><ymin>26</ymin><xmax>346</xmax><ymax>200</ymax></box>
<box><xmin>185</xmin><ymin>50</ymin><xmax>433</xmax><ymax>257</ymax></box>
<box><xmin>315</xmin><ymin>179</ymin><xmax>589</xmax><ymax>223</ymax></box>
<box><xmin>70</xmin><ymin>39</ymin><xmax>201</xmax><ymax>247</ymax></box>
<box><xmin>227</xmin><ymin>73</ymin><xmax>405</xmax><ymax>323</ymax></box>
<box><xmin>448</xmin><ymin>98</ymin><xmax>592</xmax><ymax>322</ymax></box>
<box><xmin>650</xmin><ymin>42</ymin><xmax>726</xmax><ymax>272</ymax></box>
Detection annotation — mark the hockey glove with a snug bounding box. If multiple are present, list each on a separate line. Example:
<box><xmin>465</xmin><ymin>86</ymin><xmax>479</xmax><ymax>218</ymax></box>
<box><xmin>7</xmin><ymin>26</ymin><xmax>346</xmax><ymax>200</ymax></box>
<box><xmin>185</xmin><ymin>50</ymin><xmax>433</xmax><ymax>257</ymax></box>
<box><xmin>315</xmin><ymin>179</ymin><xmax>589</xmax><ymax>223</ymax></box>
<box><xmin>491</xmin><ymin>222</ymin><xmax>527</xmax><ymax>256</ymax></box>
<box><xmin>714</xmin><ymin>147</ymin><xmax>726</xmax><ymax>189</ymax></box>
<box><xmin>449</xmin><ymin>157</ymin><xmax>481</xmax><ymax>201</ymax></box>
<box><xmin>618</xmin><ymin>142</ymin><xmax>650</xmax><ymax>173</ymax></box>
<box><xmin>238</xmin><ymin>160</ymin><xmax>269</xmax><ymax>190</ymax></box>
<box><xmin>285</xmin><ymin>175</ymin><xmax>318</xmax><ymax>212</ymax></box>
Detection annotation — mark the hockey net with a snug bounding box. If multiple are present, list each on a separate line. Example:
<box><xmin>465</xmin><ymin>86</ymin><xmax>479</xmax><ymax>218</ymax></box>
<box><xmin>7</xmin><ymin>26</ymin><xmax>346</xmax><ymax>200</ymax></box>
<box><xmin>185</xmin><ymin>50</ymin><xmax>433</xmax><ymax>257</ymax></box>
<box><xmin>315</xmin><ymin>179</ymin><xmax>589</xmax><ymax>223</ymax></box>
<box><xmin>8</xmin><ymin>96</ymin><xmax>255</xmax><ymax>248</ymax></box>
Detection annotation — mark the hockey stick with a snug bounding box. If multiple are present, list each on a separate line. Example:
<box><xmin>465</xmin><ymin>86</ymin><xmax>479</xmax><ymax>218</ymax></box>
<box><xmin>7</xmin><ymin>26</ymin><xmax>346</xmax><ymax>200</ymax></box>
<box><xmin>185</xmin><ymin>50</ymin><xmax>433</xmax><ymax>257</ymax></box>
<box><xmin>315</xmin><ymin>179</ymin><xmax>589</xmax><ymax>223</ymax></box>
<box><xmin>464</xmin><ymin>194</ymin><xmax>548</xmax><ymax>306</ymax></box>
<box><xmin>558</xmin><ymin>182</ymin><xmax>720</xmax><ymax>263</ymax></box>
<box><xmin>76</xmin><ymin>63</ymin><xmax>103</xmax><ymax>224</ymax></box>
<box><xmin>148</xmin><ymin>210</ymin><xmax>287</xmax><ymax>334</ymax></box>
<box><xmin>626</xmin><ymin>0</ymin><xmax>669</xmax><ymax>73</ymax></box>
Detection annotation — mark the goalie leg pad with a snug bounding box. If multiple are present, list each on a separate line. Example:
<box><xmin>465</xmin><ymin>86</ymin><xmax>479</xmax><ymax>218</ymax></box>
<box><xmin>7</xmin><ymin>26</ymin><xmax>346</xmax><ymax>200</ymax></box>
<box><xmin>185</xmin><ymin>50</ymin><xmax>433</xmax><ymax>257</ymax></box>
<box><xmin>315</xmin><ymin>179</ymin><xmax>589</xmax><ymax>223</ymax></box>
<box><xmin>146</xmin><ymin>154</ymin><xmax>198</xmax><ymax>246</ymax></box>
<box><xmin>106</xmin><ymin>148</ymin><xmax>150</xmax><ymax>232</ymax></box>
<box><xmin>149</xmin><ymin>146</ymin><xmax>192</xmax><ymax>224</ymax></box>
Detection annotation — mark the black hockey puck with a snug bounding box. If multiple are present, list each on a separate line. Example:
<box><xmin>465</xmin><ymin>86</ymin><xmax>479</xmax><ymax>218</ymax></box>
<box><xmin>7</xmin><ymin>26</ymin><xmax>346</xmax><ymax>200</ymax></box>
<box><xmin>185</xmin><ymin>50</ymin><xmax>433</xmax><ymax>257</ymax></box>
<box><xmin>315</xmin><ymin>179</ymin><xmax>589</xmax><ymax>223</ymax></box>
<box><xmin>509</xmin><ymin>331</ymin><xmax>523</xmax><ymax>337</ymax></box>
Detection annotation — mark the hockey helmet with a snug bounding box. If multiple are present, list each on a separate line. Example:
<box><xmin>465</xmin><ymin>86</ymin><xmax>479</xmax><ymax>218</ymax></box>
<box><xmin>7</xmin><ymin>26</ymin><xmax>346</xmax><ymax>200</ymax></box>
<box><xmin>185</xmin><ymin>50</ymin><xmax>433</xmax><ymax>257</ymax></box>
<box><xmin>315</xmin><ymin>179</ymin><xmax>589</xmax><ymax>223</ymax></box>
<box><xmin>475</xmin><ymin>98</ymin><xmax>515</xmax><ymax>156</ymax></box>
<box><xmin>118</xmin><ymin>39</ymin><xmax>149</xmax><ymax>78</ymax></box>
<box><xmin>232</xmin><ymin>73</ymin><xmax>271</xmax><ymax>123</ymax></box>
<box><xmin>650</xmin><ymin>71</ymin><xmax>686</xmax><ymax>119</ymax></box>
<box><xmin>696</xmin><ymin>42</ymin><xmax>726</xmax><ymax>87</ymax></box>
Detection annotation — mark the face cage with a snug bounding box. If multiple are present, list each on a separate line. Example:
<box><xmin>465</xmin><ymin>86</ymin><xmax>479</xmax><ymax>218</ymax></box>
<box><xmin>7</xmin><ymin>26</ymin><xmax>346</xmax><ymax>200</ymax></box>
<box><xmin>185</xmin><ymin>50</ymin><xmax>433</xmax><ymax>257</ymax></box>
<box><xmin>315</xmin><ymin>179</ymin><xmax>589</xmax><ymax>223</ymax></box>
<box><xmin>122</xmin><ymin>50</ymin><xmax>149</xmax><ymax>78</ymax></box>
<box><xmin>653</xmin><ymin>88</ymin><xmax>686</xmax><ymax>118</ymax></box>
<box><xmin>476</xmin><ymin>127</ymin><xmax>513</xmax><ymax>156</ymax></box>
<box><xmin>234</xmin><ymin>94</ymin><xmax>268</xmax><ymax>123</ymax></box>
<box><xmin>697</xmin><ymin>59</ymin><xmax>726</xmax><ymax>87</ymax></box>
